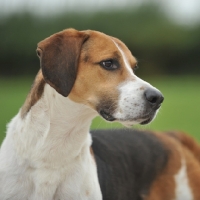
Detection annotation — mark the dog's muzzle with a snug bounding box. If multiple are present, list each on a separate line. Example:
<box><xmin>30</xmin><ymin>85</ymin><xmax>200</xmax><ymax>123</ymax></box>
<box><xmin>97</xmin><ymin>88</ymin><xmax>164</xmax><ymax>125</ymax></box>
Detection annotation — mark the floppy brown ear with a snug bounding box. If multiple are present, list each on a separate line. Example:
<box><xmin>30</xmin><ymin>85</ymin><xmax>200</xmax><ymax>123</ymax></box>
<box><xmin>36</xmin><ymin>28</ymin><xmax>89</xmax><ymax>97</ymax></box>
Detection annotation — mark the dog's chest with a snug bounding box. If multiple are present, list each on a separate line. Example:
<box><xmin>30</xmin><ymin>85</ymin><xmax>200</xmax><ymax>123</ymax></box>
<box><xmin>0</xmin><ymin>165</ymin><xmax>101</xmax><ymax>200</ymax></box>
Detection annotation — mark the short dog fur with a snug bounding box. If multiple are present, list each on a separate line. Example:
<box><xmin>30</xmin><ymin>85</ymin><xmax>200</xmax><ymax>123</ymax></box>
<box><xmin>1</xmin><ymin>29</ymin><xmax>200</xmax><ymax>200</ymax></box>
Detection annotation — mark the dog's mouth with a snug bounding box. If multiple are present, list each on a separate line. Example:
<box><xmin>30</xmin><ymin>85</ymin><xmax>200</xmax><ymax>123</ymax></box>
<box><xmin>98</xmin><ymin>105</ymin><xmax>159</xmax><ymax>125</ymax></box>
<box><xmin>117</xmin><ymin>109</ymin><xmax>159</xmax><ymax>126</ymax></box>
<box><xmin>99</xmin><ymin>110</ymin><xmax>116</xmax><ymax>122</ymax></box>
<box><xmin>99</xmin><ymin>110</ymin><xmax>156</xmax><ymax>125</ymax></box>
<box><xmin>139</xmin><ymin>110</ymin><xmax>158</xmax><ymax>125</ymax></box>
<box><xmin>140</xmin><ymin>116</ymin><xmax>154</xmax><ymax>125</ymax></box>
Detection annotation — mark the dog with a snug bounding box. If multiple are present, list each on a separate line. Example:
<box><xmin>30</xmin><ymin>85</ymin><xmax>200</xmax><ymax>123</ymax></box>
<box><xmin>0</xmin><ymin>28</ymin><xmax>200</xmax><ymax>200</ymax></box>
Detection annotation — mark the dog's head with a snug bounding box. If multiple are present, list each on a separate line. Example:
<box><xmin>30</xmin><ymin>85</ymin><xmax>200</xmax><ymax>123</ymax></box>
<box><xmin>37</xmin><ymin>28</ymin><xmax>163</xmax><ymax>126</ymax></box>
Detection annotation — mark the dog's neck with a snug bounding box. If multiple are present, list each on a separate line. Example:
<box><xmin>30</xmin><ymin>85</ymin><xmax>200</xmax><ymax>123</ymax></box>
<box><xmin>14</xmin><ymin>83</ymin><xmax>97</xmax><ymax>167</ymax></box>
<box><xmin>3</xmin><ymin>83</ymin><xmax>102</xmax><ymax>199</ymax></box>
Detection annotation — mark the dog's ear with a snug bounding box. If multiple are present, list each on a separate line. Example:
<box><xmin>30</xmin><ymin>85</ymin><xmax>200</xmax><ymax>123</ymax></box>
<box><xmin>36</xmin><ymin>29</ymin><xmax>89</xmax><ymax>97</ymax></box>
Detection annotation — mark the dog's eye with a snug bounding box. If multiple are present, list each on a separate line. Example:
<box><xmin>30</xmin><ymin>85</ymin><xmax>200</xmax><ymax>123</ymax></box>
<box><xmin>133</xmin><ymin>64</ymin><xmax>139</xmax><ymax>73</ymax></box>
<box><xmin>100</xmin><ymin>60</ymin><xmax>118</xmax><ymax>70</ymax></box>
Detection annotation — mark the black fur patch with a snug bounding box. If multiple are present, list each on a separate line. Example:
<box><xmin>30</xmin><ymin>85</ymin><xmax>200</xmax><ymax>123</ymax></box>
<box><xmin>91</xmin><ymin>129</ymin><xmax>169</xmax><ymax>200</ymax></box>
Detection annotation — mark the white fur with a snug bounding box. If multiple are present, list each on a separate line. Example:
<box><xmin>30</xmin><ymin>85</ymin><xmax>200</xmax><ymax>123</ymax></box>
<box><xmin>114</xmin><ymin>79</ymin><xmax>157</xmax><ymax>125</ymax></box>
<box><xmin>174</xmin><ymin>158</ymin><xmax>193</xmax><ymax>200</ymax></box>
<box><xmin>112</xmin><ymin>40</ymin><xmax>160</xmax><ymax>126</ymax></box>
<box><xmin>0</xmin><ymin>84</ymin><xmax>101</xmax><ymax>200</ymax></box>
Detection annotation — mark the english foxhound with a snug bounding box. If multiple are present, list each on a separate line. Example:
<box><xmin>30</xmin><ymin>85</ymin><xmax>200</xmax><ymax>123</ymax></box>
<box><xmin>1</xmin><ymin>29</ymin><xmax>200</xmax><ymax>200</ymax></box>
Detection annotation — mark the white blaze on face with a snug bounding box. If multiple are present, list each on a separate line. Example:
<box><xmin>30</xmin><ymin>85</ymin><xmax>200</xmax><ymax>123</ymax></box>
<box><xmin>112</xmin><ymin>39</ymin><xmax>134</xmax><ymax>76</ymax></box>
<box><xmin>111</xmin><ymin>39</ymin><xmax>161</xmax><ymax>125</ymax></box>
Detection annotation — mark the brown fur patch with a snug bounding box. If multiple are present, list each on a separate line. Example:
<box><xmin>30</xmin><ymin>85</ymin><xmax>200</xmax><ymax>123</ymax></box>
<box><xmin>184</xmin><ymin>147</ymin><xmax>200</xmax><ymax>200</ymax></box>
<box><xmin>145</xmin><ymin>131</ymin><xmax>200</xmax><ymax>200</ymax></box>
<box><xmin>144</xmin><ymin>132</ymin><xmax>181</xmax><ymax>200</ymax></box>
<box><xmin>21</xmin><ymin>70</ymin><xmax>45</xmax><ymax>118</ymax></box>
<box><xmin>165</xmin><ymin>131</ymin><xmax>200</xmax><ymax>162</ymax></box>
<box><xmin>68</xmin><ymin>30</ymin><xmax>137</xmax><ymax>112</ymax></box>
<box><xmin>165</xmin><ymin>131</ymin><xmax>200</xmax><ymax>199</ymax></box>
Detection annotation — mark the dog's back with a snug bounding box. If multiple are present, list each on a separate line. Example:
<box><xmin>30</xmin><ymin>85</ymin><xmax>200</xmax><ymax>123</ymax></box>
<box><xmin>165</xmin><ymin>130</ymin><xmax>200</xmax><ymax>162</ymax></box>
<box><xmin>91</xmin><ymin>129</ymin><xmax>200</xmax><ymax>200</ymax></box>
<box><xmin>91</xmin><ymin>129</ymin><xmax>168</xmax><ymax>200</ymax></box>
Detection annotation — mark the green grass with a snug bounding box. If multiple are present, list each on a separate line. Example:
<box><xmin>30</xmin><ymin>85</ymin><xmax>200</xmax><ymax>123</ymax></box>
<box><xmin>1</xmin><ymin>76</ymin><xmax>200</xmax><ymax>144</ymax></box>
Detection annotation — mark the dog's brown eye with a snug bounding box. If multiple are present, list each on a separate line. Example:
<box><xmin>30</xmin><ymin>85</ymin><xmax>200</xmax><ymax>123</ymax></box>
<box><xmin>100</xmin><ymin>60</ymin><xmax>118</xmax><ymax>70</ymax></box>
<box><xmin>103</xmin><ymin>61</ymin><xmax>112</xmax><ymax>68</ymax></box>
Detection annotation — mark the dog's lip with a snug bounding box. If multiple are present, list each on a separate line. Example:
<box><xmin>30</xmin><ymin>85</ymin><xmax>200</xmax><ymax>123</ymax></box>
<box><xmin>99</xmin><ymin>107</ymin><xmax>159</xmax><ymax>124</ymax></box>
<box><xmin>114</xmin><ymin>114</ymin><xmax>154</xmax><ymax>125</ymax></box>
<box><xmin>140</xmin><ymin>117</ymin><xmax>153</xmax><ymax>125</ymax></box>
<box><xmin>139</xmin><ymin>112</ymin><xmax>156</xmax><ymax>125</ymax></box>
<box><xmin>99</xmin><ymin>110</ymin><xmax>116</xmax><ymax>121</ymax></box>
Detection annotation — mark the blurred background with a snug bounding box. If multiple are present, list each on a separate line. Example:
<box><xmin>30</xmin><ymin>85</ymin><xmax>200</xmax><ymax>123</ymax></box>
<box><xmin>0</xmin><ymin>0</ymin><xmax>200</xmax><ymax>143</ymax></box>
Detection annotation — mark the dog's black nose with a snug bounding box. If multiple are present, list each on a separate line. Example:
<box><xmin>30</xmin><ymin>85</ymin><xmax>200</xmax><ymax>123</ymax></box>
<box><xmin>144</xmin><ymin>89</ymin><xmax>164</xmax><ymax>107</ymax></box>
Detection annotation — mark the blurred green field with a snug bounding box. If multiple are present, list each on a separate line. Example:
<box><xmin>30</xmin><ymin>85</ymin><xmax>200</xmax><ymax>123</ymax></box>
<box><xmin>0</xmin><ymin>76</ymin><xmax>200</xmax><ymax>144</ymax></box>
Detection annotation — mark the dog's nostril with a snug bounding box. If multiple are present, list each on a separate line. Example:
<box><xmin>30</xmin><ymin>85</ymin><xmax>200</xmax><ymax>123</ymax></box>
<box><xmin>144</xmin><ymin>89</ymin><xmax>164</xmax><ymax>106</ymax></box>
<box><xmin>148</xmin><ymin>96</ymin><xmax>157</xmax><ymax>104</ymax></box>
